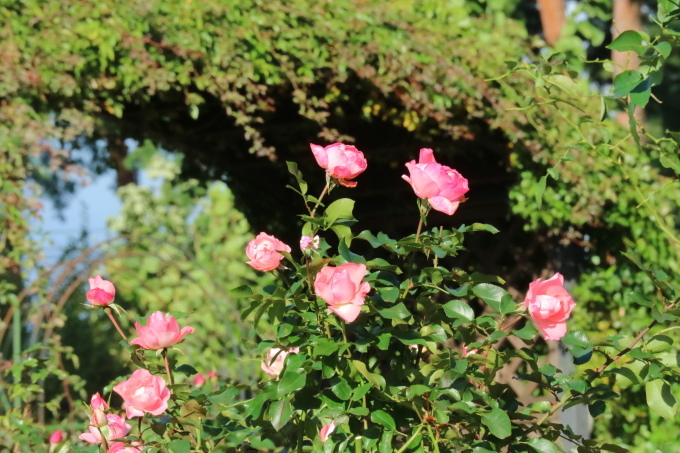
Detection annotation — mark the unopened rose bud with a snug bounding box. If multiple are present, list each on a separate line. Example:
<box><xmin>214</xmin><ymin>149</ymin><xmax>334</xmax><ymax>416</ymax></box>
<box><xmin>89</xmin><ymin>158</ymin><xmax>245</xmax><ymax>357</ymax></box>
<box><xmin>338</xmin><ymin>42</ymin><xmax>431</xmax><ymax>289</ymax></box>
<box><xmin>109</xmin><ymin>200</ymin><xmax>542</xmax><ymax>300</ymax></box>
<box><xmin>49</xmin><ymin>429</ymin><xmax>64</xmax><ymax>444</ymax></box>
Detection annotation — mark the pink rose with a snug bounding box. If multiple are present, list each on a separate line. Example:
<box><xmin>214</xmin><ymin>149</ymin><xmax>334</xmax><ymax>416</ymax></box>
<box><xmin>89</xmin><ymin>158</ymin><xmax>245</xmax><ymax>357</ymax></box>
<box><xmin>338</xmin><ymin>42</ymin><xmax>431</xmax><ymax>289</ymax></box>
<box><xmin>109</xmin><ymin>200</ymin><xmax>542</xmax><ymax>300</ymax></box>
<box><xmin>86</xmin><ymin>275</ymin><xmax>116</xmax><ymax>306</ymax></box>
<box><xmin>193</xmin><ymin>374</ymin><xmax>206</xmax><ymax>386</ymax></box>
<box><xmin>49</xmin><ymin>429</ymin><xmax>64</xmax><ymax>444</ymax></box>
<box><xmin>461</xmin><ymin>346</ymin><xmax>478</xmax><ymax>357</ymax></box>
<box><xmin>78</xmin><ymin>414</ymin><xmax>131</xmax><ymax>444</ymax></box>
<box><xmin>261</xmin><ymin>347</ymin><xmax>300</xmax><ymax>379</ymax></box>
<box><xmin>130</xmin><ymin>311</ymin><xmax>194</xmax><ymax>350</ymax></box>
<box><xmin>300</xmin><ymin>235</ymin><xmax>320</xmax><ymax>252</ymax></box>
<box><xmin>310</xmin><ymin>143</ymin><xmax>368</xmax><ymax>187</ymax></box>
<box><xmin>113</xmin><ymin>369</ymin><xmax>170</xmax><ymax>418</ymax></box>
<box><xmin>523</xmin><ymin>273</ymin><xmax>576</xmax><ymax>340</ymax></box>
<box><xmin>314</xmin><ymin>263</ymin><xmax>371</xmax><ymax>323</ymax></box>
<box><xmin>319</xmin><ymin>420</ymin><xmax>336</xmax><ymax>442</ymax></box>
<box><xmin>246</xmin><ymin>233</ymin><xmax>292</xmax><ymax>271</ymax></box>
<box><xmin>402</xmin><ymin>148</ymin><xmax>469</xmax><ymax>215</ymax></box>
<box><xmin>90</xmin><ymin>392</ymin><xmax>109</xmax><ymax>411</ymax></box>
<box><xmin>107</xmin><ymin>442</ymin><xmax>143</xmax><ymax>453</ymax></box>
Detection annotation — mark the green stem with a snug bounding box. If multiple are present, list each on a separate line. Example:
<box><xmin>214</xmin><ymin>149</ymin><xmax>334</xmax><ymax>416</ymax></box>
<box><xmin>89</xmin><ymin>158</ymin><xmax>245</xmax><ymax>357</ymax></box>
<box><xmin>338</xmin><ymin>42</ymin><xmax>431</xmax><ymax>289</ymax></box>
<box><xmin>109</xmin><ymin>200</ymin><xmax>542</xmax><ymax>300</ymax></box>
<box><xmin>162</xmin><ymin>349</ymin><xmax>174</xmax><ymax>386</ymax></box>
<box><xmin>12</xmin><ymin>299</ymin><xmax>21</xmax><ymax>409</ymax></box>
<box><xmin>425</xmin><ymin>424</ymin><xmax>441</xmax><ymax>453</ymax></box>
<box><xmin>354</xmin><ymin>436</ymin><xmax>363</xmax><ymax>453</ymax></box>
<box><xmin>395</xmin><ymin>425</ymin><xmax>424</xmax><ymax>453</ymax></box>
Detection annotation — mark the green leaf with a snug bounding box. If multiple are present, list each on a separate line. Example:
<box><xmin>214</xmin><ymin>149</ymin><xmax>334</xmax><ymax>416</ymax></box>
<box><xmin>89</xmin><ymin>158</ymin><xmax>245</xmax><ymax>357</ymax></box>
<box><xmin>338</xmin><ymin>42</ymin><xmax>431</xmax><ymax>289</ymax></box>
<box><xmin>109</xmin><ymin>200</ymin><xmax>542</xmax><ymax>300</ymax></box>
<box><xmin>656</xmin><ymin>41</ymin><xmax>672</xmax><ymax>58</ymax></box>
<box><xmin>561</xmin><ymin>330</ymin><xmax>590</xmax><ymax>348</ymax></box>
<box><xmin>370</xmin><ymin>410</ymin><xmax>396</xmax><ymax>430</ymax></box>
<box><xmin>313</xmin><ymin>337</ymin><xmax>339</xmax><ymax>356</ymax></box>
<box><xmin>277</xmin><ymin>371</ymin><xmax>306</xmax><ymax>397</ymax></box>
<box><xmin>528</xmin><ymin>437</ymin><xmax>559</xmax><ymax>453</ymax></box>
<box><xmin>168</xmin><ymin>439</ymin><xmax>192</xmax><ymax>453</ymax></box>
<box><xmin>269</xmin><ymin>397</ymin><xmax>293</xmax><ymax>431</ymax></box>
<box><xmin>513</xmin><ymin>322</ymin><xmax>538</xmax><ymax>341</ymax></box>
<box><xmin>286</xmin><ymin>161</ymin><xmax>307</xmax><ymax>195</ymax></box>
<box><xmin>174</xmin><ymin>364</ymin><xmax>198</xmax><ymax>376</ymax></box>
<box><xmin>325</xmin><ymin>198</ymin><xmax>355</xmax><ymax>225</ymax></box>
<box><xmin>588</xmin><ymin>400</ymin><xmax>606</xmax><ymax>417</ymax></box>
<box><xmin>473</xmin><ymin>283</ymin><xmax>509</xmax><ymax>311</ymax></box>
<box><xmin>442</xmin><ymin>300</ymin><xmax>475</xmax><ymax>323</ymax></box>
<box><xmin>613</xmin><ymin>70</ymin><xmax>643</xmax><ymax>98</ymax></box>
<box><xmin>352</xmin><ymin>360</ymin><xmax>386</xmax><ymax>389</ymax></box>
<box><xmin>630</xmin><ymin>76</ymin><xmax>652</xmax><ymax>107</ymax></box>
<box><xmin>378</xmin><ymin>302</ymin><xmax>411</xmax><ymax>320</ymax></box>
<box><xmin>647</xmin><ymin>334</ymin><xmax>673</xmax><ymax>353</ymax></box>
<box><xmin>330</xmin><ymin>377</ymin><xmax>352</xmax><ymax>400</ymax></box>
<box><xmin>607</xmin><ymin>30</ymin><xmax>647</xmax><ymax>54</ymax></box>
<box><xmin>481</xmin><ymin>408</ymin><xmax>512</xmax><ymax>439</ymax></box>
<box><xmin>471</xmin><ymin>223</ymin><xmax>499</xmax><ymax>234</ymax></box>
<box><xmin>646</xmin><ymin>379</ymin><xmax>677</xmax><ymax>420</ymax></box>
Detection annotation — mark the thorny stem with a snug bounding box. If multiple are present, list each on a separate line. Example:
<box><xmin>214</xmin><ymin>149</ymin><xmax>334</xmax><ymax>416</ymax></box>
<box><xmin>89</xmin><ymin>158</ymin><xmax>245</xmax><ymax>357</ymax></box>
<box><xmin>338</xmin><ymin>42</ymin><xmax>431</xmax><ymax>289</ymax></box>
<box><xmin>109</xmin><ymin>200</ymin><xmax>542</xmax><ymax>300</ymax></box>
<box><xmin>537</xmin><ymin>295</ymin><xmax>680</xmax><ymax>426</ymax></box>
<box><xmin>162</xmin><ymin>349</ymin><xmax>174</xmax><ymax>386</ymax></box>
<box><xmin>105</xmin><ymin>307</ymin><xmax>128</xmax><ymax>341</ymax></box>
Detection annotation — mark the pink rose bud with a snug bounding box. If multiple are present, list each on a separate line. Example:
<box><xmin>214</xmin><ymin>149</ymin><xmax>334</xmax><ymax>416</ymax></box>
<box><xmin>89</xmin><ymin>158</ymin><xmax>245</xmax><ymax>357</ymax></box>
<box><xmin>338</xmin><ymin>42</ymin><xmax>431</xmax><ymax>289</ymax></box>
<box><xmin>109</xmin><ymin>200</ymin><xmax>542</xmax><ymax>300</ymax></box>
<box><xmin>319</xmin><ymin>421</ymin><xmax>336</xmax><ymax>442</ymax></box>
<box><xmin>86</xmin><ymin>275</ymin><xmax>116</xmax><ymax>306</ymax></box>
<box><xmin>314</xmin><ymin>263</ymin><xmax>371</xmax><ymax>323</ymax></box>
<box><xmin>206</xmin><ymin>370</ymin><xmax>217</xmax><ymax>379</ymax></box>
<box><xmin>523</xmin><ymin>273</ymin><xmax>576</xmax><ymax>340</ymax></box>
<box><xmin>261</xmin><ymin>347</ymin><xmax>300</xmax><ymax>379</ymax></box>
<box><xmin>113</xmin><ymin>369</ymin><xmax>171</xmax><ymax>418</ymax></box>
<box><xmin>246</xmin><ymin>232</ymin><xmax>292</xmax><ymax>271</ymax></box>
<box><xmin>193</xmin><ymin>374</ymin><xmax>206</xmax><ymax>386</ymax></box>
<box><xmin>90</xmin><ymin>392</ymin><xmax>109</xmax><ymax>411</ymax></box>
<box><xmin>300</xmin><ymin>235</ymin><xmax>320</xmax><ymax>252</ymax></box>
<box><xmin>91</xmin><ymin>408</ymin><xmax>108</xmax><ymax>428</ymax></box>
<box><xmin>107</xmin><ymin>441</ymin><xmax>143</xmax><ymax>453</ymax></box>
<box><xmin>49</xmin><ymin>429</ymin><xmax>64</xmax><ymax>444</ymax></box>
<box><xmin>310</xmin><ymin>143</ymin><xmax>368</xmax><ymax>187</ymax></box>
<box><xmin>78</xmin><ymin>414</ymin><xmax>131</xmax><ymax>444</ymax></box>
<box><xmin>130</xmin><ymin>311</ymin><xmax>194</xmax><ymax>350</ymax></box>
<box><xmin>402</xmin><ymin>148</ymin><xmax>469</xmax><ymax>215</ymax></box>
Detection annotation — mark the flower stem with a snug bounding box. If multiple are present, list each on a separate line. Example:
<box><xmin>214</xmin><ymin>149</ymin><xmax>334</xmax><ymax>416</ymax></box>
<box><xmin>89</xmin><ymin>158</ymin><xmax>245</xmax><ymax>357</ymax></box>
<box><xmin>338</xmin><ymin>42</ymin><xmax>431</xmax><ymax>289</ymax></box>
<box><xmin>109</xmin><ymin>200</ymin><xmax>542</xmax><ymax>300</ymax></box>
<box><xmin>311</xmin><ymin>180</ymin><xmax>330</xmax><ymax>217</ymax></box>
<box><xmin>162</xmin><ymin>348</ymin><xmax>174</xmax><ymax>386</ymax></box>
<box><xmin>105</xmin><ymin>308</ymin><xmax>128</xmax><ymax>341</ymax></box>
<box><xmin>395</xmin><ymin>425</ymin><xmax>424</xmax><ymax>453</ymax></box>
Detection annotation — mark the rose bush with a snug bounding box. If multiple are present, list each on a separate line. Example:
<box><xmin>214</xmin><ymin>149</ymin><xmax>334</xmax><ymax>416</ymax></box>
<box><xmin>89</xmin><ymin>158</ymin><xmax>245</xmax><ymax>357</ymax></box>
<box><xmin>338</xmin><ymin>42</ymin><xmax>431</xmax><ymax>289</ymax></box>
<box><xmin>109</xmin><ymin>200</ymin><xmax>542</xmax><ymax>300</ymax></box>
<box><xmin>57</xmin><ymin>142</ymin><xmax>680</xmax><ymax>453</ymax></box>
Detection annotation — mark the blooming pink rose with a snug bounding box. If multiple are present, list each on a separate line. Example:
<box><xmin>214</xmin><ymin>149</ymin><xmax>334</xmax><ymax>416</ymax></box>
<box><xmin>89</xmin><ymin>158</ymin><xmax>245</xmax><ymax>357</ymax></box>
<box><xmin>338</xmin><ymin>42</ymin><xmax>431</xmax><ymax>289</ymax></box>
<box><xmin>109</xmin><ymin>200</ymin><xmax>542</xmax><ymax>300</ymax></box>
<box><xmin>314</xmin><ymin>263</ymin><xmax>371</xmax><ymax>323</ymax></box>
<box><xmin>402</xmin><ymin>148</ymin><xmax>469</xmax><ymax>215</ymax></box>
<box><xmin>523</xmin><ymin>273</ymin><xmax>576</xmax><ymax>340</ymax></box>
<box><xmin>130</xmin><ymin>311</ymin><xmax>194</xmax><ymax>350</ymax></box>
<box><xmin>310</xmin><ymin>143</ymin><xmax>368</xmax><ymax>187</ymax></box>
<box><xmin>246</xmin><ymin>233</ymin><xmax>292</xmax><ymax>271</ymax></box>
<box><xmin>319</xmin><ymin>420</ymin><xmax>336</xmax><ymax>442</ymax></box>
<box><xmin>107</xmin><ymin>441</ymin><xmax>143</xmax><ymax>453</ymax></box>
<box><xmin>86</xmin><ymin>275</ymin><xmax>116</xmax><ymax>306</ymax></box>
<box><xmin>261</xmin><ymin>347</ymin><xmax>300</xmax><ymax>379</ymax></box>
<box><xmin>113</xmin><ymin>369</ymin><xmax>170</xmax><ymax>418</ymax></box>
<box><xmin>78</xmin><ymin>414</ymin><xmax>131</xmax><ymax>444</ymax></box>
<box><xmin>49</xmin><ymin>429</ymin><xmax>64</xmax><ymax>444</ymax></box>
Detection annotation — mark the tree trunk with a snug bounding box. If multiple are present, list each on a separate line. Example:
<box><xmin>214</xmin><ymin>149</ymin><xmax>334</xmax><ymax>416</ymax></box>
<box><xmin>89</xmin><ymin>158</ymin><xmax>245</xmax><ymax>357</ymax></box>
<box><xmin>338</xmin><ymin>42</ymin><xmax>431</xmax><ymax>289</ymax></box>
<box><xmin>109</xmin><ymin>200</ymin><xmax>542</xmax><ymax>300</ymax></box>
<box><xmin>612</xmin><ymin>0</ymin><xmax>644</xmax><ymax>125</ymax></box>
<box><xmin>536</xmin><ymin>0</ymin><xmax>566</xmax><ymax>46</ymax></box>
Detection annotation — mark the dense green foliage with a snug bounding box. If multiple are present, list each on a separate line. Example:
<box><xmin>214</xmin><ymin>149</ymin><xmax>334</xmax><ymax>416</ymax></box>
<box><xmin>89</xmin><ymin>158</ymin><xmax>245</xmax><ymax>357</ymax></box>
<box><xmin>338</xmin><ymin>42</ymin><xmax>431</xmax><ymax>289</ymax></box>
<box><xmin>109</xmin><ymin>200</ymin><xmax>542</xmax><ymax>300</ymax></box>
<box><xmin>2</xmin><ymin>0</ymin><xmax>680</xmax><ymax>450</ymax></box>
